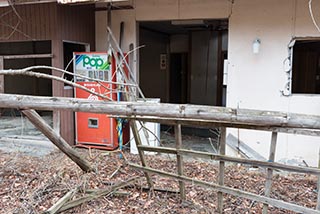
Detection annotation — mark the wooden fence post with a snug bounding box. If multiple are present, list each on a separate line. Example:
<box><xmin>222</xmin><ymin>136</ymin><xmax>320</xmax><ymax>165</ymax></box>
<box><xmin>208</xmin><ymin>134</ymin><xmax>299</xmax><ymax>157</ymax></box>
<box><xmin>175</xmin><ymin>124</ymin><xmax>185</xmax><ymax>200</ymax></box>
<box><xmin>263</xmin><ymin>131</ymin><xmax>278</xmax><ymax>214</ymax></box>
<box><xmin>218</xmin><ymin>127</ymin><xmax>226</xmax><ymax>213</ymax></box>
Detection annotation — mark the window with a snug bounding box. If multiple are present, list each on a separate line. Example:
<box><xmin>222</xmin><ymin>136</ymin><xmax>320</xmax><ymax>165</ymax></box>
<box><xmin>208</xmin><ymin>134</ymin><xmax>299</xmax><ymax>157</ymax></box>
<box><xmin>292</xmin><ymin>40</ymin><xmax>320</xmax><ymax>94</ymax></box>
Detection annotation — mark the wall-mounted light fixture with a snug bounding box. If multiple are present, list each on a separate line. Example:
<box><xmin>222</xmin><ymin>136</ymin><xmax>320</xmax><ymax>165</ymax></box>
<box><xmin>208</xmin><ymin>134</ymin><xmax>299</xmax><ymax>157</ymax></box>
<box><xmin>253</xmin><ymin>39</ymin><xmax>261</xmax><ymax>54</ymax></box>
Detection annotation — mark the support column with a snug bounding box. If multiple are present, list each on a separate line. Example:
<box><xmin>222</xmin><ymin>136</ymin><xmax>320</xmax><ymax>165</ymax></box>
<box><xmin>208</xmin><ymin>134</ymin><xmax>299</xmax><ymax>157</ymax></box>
<box><xmin>175</xmin><ymin>124</ymin><xmax>185</xmax><ymax>200</ymax></box>
<box><xmin>262</xmin><ymin>132</ymin><xmax>278</xmax><ymax>214</ymax></box>
<box><xmin>217</xmin><ymin>127</ymin><xmax>226</xmax><ymax>213</ymax></box>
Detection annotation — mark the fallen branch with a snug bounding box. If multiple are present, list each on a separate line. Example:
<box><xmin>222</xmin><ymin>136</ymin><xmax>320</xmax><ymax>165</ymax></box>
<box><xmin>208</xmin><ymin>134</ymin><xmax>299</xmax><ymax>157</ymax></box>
<box><xmin>22</xmin><ymin>109</ymin><xmax>94</xmax><ymax>172</ymax></box>
<box><xmin>0</xmin><ymin>69</ymin><xmax>112</xmax><ymax>100</ymax></box>
<box><xmin>57</xmin><ymin>176</ymin><xmax>140</xmax><ymax>213</ymax></box>
<box><xmin>44</xmin><ymin>188</ymin><xmax>78</xmax><ymax>214</ymax></box>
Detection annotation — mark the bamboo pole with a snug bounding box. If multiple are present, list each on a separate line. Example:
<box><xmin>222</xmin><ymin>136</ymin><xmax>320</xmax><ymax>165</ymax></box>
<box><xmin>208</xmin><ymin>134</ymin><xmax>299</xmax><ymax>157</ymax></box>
<box><xmin>1</xmin><ymin>94</ymin><xmax>320</xmax><ymax>132</ymax></box>
<box><xmin>129</xmin><ymin>163</ymin><xmax>320</xmax><ymax>214</ymax></box>
<box><xmin>22</xmin><ymin>109</ymin><xmax>94</xmax><ymax>172</ymax></box>
<box><xmin>218</xmin><ymin>128</ymin><xmax>226</xmax><ymax>213</ymax></box>
<box><xmin>263</xmin><ymin>132</ymin><xmax>278</xmax><ymax>214</ymax></box>
<box><xmin>137</xmin><ymin>145</ymin><xmax>320</xmax><ymax>175</ymax></box>
<box><xmin>175</xmin><ymin>124</ymin><xmax>185</xmax><ymax>200</ymax></box>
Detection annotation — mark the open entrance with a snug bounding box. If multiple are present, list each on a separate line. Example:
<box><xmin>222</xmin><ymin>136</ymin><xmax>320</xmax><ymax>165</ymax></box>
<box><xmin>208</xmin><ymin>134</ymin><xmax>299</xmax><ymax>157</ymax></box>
<box><xmin>139</xmin><ymin>19</ymin><xmax>228</xmax><ymax>106</ymax></box>
<box><xmin>139</xmin><ymin>20</ymin><xmax>228</xmax><ymax>140</ymax></box>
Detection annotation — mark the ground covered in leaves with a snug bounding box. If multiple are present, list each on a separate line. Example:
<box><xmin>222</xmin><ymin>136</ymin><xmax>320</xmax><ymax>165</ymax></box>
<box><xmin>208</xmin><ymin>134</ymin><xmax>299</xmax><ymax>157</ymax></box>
<box><xmin>0</xmin><ymin>149</ymin><xmax>318</xmax><ymax>213</ymax></box>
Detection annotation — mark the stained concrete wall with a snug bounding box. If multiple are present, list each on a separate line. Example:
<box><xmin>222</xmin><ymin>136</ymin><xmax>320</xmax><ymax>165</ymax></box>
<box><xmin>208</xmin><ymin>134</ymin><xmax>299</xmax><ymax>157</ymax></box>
<box><xmin>227</xmin><ymin>0</ymin><xmax>320</xmax><ymax>166</ymax></box>
<box><xmin>95</xmin><ymin>0</ymin><xmax>320</xmax><ymax>166</ymax></box>
<box><xmin>190</xmin><ymin>31</ymin><xmax>218</xmax><ymax>105</ymax></box>
<box><xmin>139</xmin><ymin>28</ymin><xmax>169</xmax><ymax>101</ymax></box>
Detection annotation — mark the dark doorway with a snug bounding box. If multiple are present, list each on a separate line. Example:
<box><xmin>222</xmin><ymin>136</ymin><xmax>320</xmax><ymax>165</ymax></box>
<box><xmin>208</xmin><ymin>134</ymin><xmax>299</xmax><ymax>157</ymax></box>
<box><xmin>63</xmin><ymin>42</ymin><xmax>87</xmax><ymax>83</ymax></box>
<box><xmin>139</xmin><ymin>20</ymin><xmax>228</xmax><ymax>106</ymax></box>
<box><xmin>169</xmin><ymin>53</ymin><xmax>188</xmax><ymax>104</ymax></box>
<box><xmin>139</xmin><ymin>20</ymin><xmax>228</xmax><ymax>138</ymax></box>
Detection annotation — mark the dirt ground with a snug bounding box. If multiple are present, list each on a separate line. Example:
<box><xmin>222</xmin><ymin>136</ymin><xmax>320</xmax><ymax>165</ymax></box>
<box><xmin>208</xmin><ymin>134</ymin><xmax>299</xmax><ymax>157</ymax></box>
<box><xmin>0</xmin><ymin>148</ymin><xmax>318</xmax><ymax>214</ymax></box>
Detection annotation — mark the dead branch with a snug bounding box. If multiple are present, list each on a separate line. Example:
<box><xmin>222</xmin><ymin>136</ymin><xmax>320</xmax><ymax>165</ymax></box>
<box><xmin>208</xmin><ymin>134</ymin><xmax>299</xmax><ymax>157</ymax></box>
<box><xmin>15</xmin><ymin>65</ymin><xmax>138</xmax><ymax>88</ymax></box>
<box><xmin>0</xmin><ymin>69</ymin><xmax>112</xmax><ymax>101</ymax></box>
<box><xmin>57</xmin><ymin>176</ymin><xmax>140</xmax><ymax>213</ymax></box>
<box><xmin>44</xmin><ymin>188</ymin><xmax>78</xmax><ymax>214</ymax></box>
<box><xmin>22</xmin><ymin>109</ymin><xmax>94</xmax><ymax>172</ymax></box>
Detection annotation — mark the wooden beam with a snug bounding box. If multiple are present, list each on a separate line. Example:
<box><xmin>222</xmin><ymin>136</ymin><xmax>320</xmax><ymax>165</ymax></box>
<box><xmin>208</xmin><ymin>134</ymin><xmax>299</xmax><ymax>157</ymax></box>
<box><xmin>137</xmin><ymin>145</ymin><xmax>320</xmax><ymax>175</ymax></box>
<box><xmin>175</xmin><ymin>124</ymin><xmax>185</xmax><ymax>200</ymax></box>
<box><xmin>1</xmin><ymin>94</ymin><xmax>320</xmax><ymax>132</ymax></box>
<box><xmin>115</xmin><ymin>116</ymin><xmax>320</xmax><ymax>137</ymax></box>
<box><xmin>22</xmin><ymin>109</ymin><xmax>94</xmax><ymax>172</ymax></box>
<box><xmin>2</xmin><ymin>54</ymin><xmax>53</xmax><ymax>59</ymax></box>
<box><xmin>263</xmin><ymin>132</ymin><xmax>278</xmax><ymax>214</ymax></box>
<box><xmin>218</xmin><ymin>128</ymin><xmax>226</xmax><ymax>213</ymax></box>
<box><xmin>129</xmin><ymin>163</ymin><xmax>320</xmax><ymax>214</ymax></box>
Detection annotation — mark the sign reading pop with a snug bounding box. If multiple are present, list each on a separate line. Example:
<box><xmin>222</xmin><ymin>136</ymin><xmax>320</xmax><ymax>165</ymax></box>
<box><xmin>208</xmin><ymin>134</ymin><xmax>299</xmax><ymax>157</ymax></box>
<box><xmin>75</xmin><ymin>53</ymin><xmax>110</xmax><ymax>70</ymax></box>
<box><xmin>83</xmin><ymin>55</ymin><xmax>104</xmax><ymax>69</ymax></box>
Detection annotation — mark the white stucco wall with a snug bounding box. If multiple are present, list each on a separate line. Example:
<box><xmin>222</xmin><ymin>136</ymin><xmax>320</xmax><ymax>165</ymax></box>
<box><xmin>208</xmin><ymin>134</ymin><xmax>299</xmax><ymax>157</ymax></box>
<box><xmin>95</xmin><ymin>0</ymin><xmax>320</xmax><ymax>166</ymax></box>
<box><xmin>227</xmin><ymin>0</ymin><xmax>320</xmax><ymax>166</ymax></box>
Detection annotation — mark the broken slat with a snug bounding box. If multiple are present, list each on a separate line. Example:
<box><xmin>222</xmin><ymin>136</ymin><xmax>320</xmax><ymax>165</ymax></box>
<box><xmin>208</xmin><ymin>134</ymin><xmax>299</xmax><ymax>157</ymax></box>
<box><xmin>137</xmin><ymin>145</ymin><xmax>320</xmax><ymax>175</ymax></box>
<box><xmin>22</xmin><ymin>109</ymin><xmax>94</xmax><ymax>172</ymax></box>
<box><xmin>58</xmin><ymin>176</ymin><xmax>140</xmax><ymax>213</ymax></box>
<box><xmin>44</xmin><ymin>188</ymin><xmax>78</xmax><ymax>214</ymax></box>
<box><xmin>129</xmin><ymin>163</ymin><xmax>320</xmax><ymax>214</ymax></box>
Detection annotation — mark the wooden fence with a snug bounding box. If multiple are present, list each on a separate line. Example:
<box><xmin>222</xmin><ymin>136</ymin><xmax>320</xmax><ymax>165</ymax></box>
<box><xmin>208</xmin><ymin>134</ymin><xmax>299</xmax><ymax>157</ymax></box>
<box><xmin>0</xmin><ymin>94</ymin><xmax>320</xmax><ymax>213</ymax></box>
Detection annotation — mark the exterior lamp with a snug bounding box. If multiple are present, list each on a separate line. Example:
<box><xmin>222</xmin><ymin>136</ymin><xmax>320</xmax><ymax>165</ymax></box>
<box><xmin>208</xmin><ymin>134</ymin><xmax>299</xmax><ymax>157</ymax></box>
<box><xmin>253</xmin><ymin>39</ymin><xmax>261</xmax><ymax>54</ymax></box>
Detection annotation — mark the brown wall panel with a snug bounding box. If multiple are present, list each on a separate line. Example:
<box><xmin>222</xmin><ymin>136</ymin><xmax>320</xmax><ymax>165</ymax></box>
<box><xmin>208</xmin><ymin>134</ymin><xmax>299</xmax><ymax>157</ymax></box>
<box><xmin>0</xmin><ymin>3</ymin><xmax>95</xmax><ymax>144</ymax></box>
<box><xmin>0</xmin><ymin>3</ymin><xmax>57</xmax><ymax>41</ymax></box>
<box><xmin>57</xmin><ymin>4</ymin><xmax>95</xmax><ymax>49</ymax></box>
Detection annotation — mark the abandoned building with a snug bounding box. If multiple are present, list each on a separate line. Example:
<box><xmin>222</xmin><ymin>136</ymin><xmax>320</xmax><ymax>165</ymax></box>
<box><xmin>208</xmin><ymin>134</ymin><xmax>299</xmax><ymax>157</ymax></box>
<box><xmin>0</xmin><ymin>0</ymin><xmax>319</xmax><ymax>165</ymax></box>
<box><xmin>0</xmin><ymin>0</ymin><xmax>320</xmax><ymax>213</ymax></box>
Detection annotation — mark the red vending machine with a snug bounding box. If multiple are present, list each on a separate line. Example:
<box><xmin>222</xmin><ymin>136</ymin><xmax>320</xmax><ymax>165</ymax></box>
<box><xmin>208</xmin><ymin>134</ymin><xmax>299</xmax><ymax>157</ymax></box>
<box><xmin>74</xmin><ymin>52</ymin><xmax>128</xmax><ymax>150</ymax></box>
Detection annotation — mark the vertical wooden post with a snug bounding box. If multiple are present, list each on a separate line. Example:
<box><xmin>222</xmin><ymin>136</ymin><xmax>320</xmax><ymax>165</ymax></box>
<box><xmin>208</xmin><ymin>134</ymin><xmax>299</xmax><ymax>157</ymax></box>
<box><xmin>217</xmin><ymin>127</ymin><xmax>226</xmax><ymax>213</ymax></box>
<box><xmin>51</xmin><ymin>40</ymin><xmax>63</xmax><ymax>136</ymax></box>
<box><xmin>262</xmin><ymin>132</ymin><xmax>278</xmax><ymax>214</ymax></box>
<box><xmin>316</xmin><ymin>148</ymin><xmax>320</xmax><ymax>210</ymax></box>
<box><xmin>0</xmin><ymin>56</ymin><xmax>4</xmax><ymax>93</ymax></box>
<box><xmin>175</xmin><ymin>124</ymin><xmax>185</xmax><ymax>200</ymax></box>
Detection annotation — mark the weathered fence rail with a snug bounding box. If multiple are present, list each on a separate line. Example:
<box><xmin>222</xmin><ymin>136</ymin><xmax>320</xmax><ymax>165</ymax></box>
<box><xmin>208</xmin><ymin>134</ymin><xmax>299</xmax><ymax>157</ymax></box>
<box><xmin>0</xmin><ymin>93</ymin><xmax>320</xmax><ymax>135</ymax></box>
<box><xmin>1</xmin><ymin>93</ymin><xmax>320</xmax><ymax>213</ymax></box>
